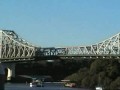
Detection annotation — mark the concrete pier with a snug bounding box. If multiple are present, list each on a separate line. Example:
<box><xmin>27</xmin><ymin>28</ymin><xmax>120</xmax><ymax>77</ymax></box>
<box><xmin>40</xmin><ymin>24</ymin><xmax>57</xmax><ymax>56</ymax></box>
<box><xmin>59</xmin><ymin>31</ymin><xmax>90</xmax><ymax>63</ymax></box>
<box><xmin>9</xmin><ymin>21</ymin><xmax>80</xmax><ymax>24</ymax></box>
<box><xmin>0</xmin><ymin>63</ymin><xmax>5</xmax><ymax>90</ymax></box>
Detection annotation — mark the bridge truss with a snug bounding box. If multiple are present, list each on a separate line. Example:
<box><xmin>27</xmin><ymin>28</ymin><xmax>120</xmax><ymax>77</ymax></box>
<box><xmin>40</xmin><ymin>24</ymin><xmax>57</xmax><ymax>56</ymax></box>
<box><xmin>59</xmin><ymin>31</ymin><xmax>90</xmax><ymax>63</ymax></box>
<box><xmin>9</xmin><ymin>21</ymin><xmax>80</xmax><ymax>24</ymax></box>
<box><xmin>66</xmin><ymin>33</ymin><xmax>120</xmax><ymax>55</ymax></box>
<box><xmin>39</xmin><ymin>33</ymin><xmax>120</xmax><ymax>60</ymax></box>
<box><xmin>0</xmin><ymin>30</ymin><xmax>120</xmax><ymax>62</ymax></box>
<box><xmin>65</xmin><ymin>33</ymin><xmax>120</xmax><ymax>55</ymax></box>
<box><xmin>0</xmin><ymin>30</ymin><xmax>36</xmax><ymax>62</ymax></box>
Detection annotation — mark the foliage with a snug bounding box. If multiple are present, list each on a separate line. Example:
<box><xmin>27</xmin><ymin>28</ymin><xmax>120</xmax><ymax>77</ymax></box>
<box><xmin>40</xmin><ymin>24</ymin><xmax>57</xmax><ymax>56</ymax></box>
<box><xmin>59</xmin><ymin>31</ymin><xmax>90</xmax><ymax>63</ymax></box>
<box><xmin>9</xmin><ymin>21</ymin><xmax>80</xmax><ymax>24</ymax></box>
<box><xmin>65</xmin><ymin>59</ymin><xmax>120</xmax><ymax>89</ymax></box>
<box><xmin>110</xmin><ymin>77</ymin><xmax>120</xmax><ymax>89</ymax></box>
<box><xmin>81</xmin><ymin>76</ymin><xmax>91</xmax><ymax>87</ymax></box>
<box><xmin>90</xmin><ymin>59</ymin><xmax>103</xmax><ymax>74</ymax></box>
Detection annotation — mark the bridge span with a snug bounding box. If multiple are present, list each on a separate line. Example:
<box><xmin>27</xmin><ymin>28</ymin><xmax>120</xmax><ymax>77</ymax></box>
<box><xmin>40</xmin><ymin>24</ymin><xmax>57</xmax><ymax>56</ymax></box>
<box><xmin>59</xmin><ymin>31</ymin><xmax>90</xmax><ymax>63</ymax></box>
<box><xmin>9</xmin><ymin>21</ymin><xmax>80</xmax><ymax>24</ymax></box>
<box><xmin>0</xmin><ymin>30</ymin><xmax>120</xmax><ymax>81</ymax></box>
<box><xmin>0</xmin><ymin>30</ymin><xmax>119</xmax><ymax>62</ymax></box>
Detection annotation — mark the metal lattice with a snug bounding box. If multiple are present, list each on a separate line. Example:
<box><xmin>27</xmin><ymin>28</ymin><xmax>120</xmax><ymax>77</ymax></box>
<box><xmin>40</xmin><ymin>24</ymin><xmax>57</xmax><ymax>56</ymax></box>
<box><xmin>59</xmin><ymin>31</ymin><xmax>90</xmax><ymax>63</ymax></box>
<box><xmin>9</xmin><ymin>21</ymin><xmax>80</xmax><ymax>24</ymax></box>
<box><xmin>65</xmin><ymin>33</ymin><xmax>120</xmax><ymax>55</ymax></box>
<box><xmin>0</xmin><ymin>30</ymin><xmax>36</xmax><ymax>61</ymax></box>
<box><xmin>1</xmin><ymin>30</ymin><xmax>120</xmax><ymax>62</ymax></box>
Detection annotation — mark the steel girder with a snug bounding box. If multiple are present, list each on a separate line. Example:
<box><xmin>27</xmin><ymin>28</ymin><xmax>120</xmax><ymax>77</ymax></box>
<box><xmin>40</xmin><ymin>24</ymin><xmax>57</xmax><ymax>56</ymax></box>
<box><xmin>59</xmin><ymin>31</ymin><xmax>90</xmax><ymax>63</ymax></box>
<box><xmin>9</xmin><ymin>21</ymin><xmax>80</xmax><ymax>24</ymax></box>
<box><xmin>0</xmin><ymin>29</ymin><xmax>120</xmax><ymax>60</ymax></box>
<box><xmin>64</xmin><ymin>33</ymin><xmax>120</xmax><ymax>55</ymax></box>
<box><xmin>0</xmin><ymin>30</ymin><xmax>36</xmax><ymax>60</ymax></box>
<box><xmin>36</xmin><ymin>47</ymin><xmax>66</xmax><ymax>56</ymax></box>
<box><xmin>36</xmin><ymin>33</ymin><xmax>120</xmax><ymax>57</ymax></box>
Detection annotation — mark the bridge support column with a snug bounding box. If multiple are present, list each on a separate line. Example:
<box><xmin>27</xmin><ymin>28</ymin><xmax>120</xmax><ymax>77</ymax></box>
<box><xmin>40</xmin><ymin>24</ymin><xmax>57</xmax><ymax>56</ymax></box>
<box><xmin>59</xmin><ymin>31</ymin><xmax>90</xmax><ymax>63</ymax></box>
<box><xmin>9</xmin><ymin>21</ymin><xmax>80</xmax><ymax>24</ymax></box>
<box><xmin>0</xmin><ymin>63</ymin><xmax>5</xmax><ymax>90</ymax></box>
<box><xmin>2</xmin><ymin>63</ymin><xmax>16</xmax><ymax>81</ymax></box>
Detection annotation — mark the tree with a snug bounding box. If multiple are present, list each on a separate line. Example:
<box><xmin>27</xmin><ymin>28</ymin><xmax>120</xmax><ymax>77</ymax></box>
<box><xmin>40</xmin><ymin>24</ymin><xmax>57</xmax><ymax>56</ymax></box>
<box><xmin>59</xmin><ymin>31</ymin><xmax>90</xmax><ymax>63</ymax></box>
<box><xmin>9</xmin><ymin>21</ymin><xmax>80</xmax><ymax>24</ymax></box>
<box><xmin>90</xmin><ymin>59</ymin><xmax>103</xmax><ymax>75</ymax></box>
<box><xmin>81</xmin><ymin>76</ymin><xmax>91</xmax><ymax>88</ymax></box>
<box><xmin>110</xmin><ymin>77</ymin><xmax>120</xmax><ymax>89</ymax></box>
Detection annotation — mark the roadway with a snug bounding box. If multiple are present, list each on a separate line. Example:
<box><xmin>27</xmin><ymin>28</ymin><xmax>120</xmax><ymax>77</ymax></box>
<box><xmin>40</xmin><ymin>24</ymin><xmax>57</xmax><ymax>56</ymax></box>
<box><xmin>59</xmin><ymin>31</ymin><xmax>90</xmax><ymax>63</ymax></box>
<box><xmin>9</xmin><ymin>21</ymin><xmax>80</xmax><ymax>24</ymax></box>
<box><xmin>5</xmin><ymin>82</ymin><xmax>90</xmax><ymax>90</ymax></box>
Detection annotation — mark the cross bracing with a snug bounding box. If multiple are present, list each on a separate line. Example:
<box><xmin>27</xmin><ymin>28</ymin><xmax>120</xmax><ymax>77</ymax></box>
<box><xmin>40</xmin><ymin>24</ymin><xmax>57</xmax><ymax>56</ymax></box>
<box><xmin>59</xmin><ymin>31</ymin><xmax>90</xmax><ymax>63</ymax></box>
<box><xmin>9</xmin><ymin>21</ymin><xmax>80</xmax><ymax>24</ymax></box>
<box><xmin>36</xmin><ymin>32</ymin><xmax>120</xmax><ymax>59</ymax></box>
<box><xmin>0</xmin><ymin>30</ymin><xmax>36</xmax><ymax>61</ymax></box>
<box><xmin>64</xmin><ymin>33</ymin><xmax>120</xmax><ymax>55</ymax></box>
<box><xmin>0</xmin><ymin>30</ymin><xmax>120</xmax><ymax>62</ymax></box>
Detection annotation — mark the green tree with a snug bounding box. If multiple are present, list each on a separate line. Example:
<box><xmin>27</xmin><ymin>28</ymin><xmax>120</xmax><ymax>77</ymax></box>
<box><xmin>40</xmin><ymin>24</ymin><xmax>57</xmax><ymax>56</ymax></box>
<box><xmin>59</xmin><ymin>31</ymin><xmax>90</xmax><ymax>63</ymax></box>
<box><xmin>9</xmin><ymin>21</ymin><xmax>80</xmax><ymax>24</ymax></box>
<box><xmin>110</xmin><ymin>77</ymin><xmax>120</xmax><ymax>89</ymax></box>
<box><xmin>81</xmin><ymin>76</ymin><xmax>91</xmax><ymax>88</ymax></box>
<box><xmin>103</xmin><ymin>77</ymin><xmax>112</xmax><ymax>89</ymax></box>
<box><xmin>90</xmin><ymin>59</ymin><xmax>103</xmax><ymax>74</ymax></box>
<box><xmin>106</xmin><ymin>63</ymin><xmax>119</xmax><ymax>79</ymax></box>
<box><xmin>89</xmin><ymin>74</ymin><xmax>98</xmax><ymax>88</ymax></box>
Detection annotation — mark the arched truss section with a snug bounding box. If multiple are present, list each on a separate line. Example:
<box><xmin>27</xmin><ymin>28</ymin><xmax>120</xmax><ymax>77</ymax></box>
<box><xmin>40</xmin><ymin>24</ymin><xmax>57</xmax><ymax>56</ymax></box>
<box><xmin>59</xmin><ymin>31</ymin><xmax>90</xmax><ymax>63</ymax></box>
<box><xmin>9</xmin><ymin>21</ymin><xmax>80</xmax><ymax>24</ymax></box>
<box><xmin>0</xmin><ymin>30</ymin><xmax>120</xmax><ymax>60</ymax></box>
<box><xmin>64</xmin><ymin>33</ymin><xmax>120</xmax><ymax>55</ymax></box>
<box><xmin>0</xmin><ymin>30</ymin><xmax>36</xmax><ymax>59</ymax></box>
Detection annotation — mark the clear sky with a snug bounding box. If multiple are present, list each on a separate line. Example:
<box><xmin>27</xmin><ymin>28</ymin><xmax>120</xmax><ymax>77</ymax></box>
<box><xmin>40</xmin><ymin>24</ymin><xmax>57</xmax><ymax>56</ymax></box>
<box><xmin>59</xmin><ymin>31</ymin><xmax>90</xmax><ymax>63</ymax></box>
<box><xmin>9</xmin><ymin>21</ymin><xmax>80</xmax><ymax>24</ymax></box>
<box><xmin>0</xmin><ymin>0</ymin><xmax>120</xmax><ymax>47</ymax></box>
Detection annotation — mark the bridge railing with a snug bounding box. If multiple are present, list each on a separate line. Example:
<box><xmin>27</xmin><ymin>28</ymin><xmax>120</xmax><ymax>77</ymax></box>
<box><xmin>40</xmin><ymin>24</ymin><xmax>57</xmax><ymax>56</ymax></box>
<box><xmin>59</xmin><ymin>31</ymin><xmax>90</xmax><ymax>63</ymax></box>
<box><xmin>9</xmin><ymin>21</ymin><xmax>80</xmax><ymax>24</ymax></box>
<box><xmin>35</xmin><ymin>47</ymin><xmax>67</xmax><ymax>56</ymax></box>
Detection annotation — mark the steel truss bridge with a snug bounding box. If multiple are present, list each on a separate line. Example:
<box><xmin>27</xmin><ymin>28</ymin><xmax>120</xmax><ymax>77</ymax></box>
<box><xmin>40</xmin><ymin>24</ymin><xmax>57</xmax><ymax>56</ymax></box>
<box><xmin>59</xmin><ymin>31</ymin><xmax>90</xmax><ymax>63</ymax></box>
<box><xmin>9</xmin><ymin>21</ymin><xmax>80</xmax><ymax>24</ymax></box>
<box><xmin>0</xmin><ymin>30</ymin><xmax>120</xmax><ymax>62</ymax></box>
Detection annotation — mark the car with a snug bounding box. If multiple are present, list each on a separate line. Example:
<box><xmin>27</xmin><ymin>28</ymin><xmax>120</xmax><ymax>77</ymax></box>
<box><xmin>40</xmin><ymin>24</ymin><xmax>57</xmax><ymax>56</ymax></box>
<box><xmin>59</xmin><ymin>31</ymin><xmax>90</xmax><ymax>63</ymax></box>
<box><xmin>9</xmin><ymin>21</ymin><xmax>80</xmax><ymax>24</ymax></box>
<box><xmin>64</xmin><ymin>82</ymin><xmax>76</xmax><ymax>88</ymax></box>
<box><xmin>36</xmin><ymin>80</ymin><xmax>44</xmax><ymax>87</ymax></box>
<box><xmin>30</xmin><ymin>79</ymin><xmax>44</xmax><ymax>87</ymax></box>
<box><xmin>30</xmin><ymin>82</ymin><xmax>36</xmax><ymax>87</ymax></box>
<box><xmin>95</xmin><ymin>86</ymin><xmax>103</xmax><ymax>90</ymax></box>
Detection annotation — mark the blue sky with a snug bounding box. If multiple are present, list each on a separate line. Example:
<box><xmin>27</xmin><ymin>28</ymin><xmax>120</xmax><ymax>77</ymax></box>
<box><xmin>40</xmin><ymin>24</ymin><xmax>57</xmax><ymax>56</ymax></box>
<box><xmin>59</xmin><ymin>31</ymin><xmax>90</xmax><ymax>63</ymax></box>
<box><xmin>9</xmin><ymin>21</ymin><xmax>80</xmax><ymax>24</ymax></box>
<box><xmin>0</xmin><ymin>0</ymin><xmax>120</xmax><ymax>47</ymax></box>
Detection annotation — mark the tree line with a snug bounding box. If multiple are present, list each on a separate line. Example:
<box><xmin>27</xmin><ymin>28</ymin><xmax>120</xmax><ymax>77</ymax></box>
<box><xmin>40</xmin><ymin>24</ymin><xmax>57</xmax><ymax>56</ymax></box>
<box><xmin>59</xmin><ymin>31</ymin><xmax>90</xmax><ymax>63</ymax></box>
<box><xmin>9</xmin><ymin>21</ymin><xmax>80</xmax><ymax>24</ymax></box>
<box><xmin>65</xmin><ymin>59</ymin><xmax>120</xmax><ymax>89</ymax></box>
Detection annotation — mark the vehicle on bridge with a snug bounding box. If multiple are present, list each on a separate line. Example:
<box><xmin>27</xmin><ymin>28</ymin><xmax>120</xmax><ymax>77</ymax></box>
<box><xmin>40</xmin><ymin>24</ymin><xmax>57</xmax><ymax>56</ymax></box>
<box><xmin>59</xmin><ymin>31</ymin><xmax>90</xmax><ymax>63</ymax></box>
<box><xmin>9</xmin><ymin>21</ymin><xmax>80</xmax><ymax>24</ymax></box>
<box><xmin>61</xmin><ymin>80</ymin><xmax>76</xmax><ymax>88</ymax></box>
<box><xmin>30</xmin><ymin>78</ymin><xmax>44</xmax><ymax>87</ymax></box>
<box><xmin>95</xmin><ymin>86</ymin><xmax>103</xmax><ymax>90</ymax></box>
<box><xmin>64</xmin><ymin>82</ymin><xmax>76</xmax><ymax>88</ymax></box>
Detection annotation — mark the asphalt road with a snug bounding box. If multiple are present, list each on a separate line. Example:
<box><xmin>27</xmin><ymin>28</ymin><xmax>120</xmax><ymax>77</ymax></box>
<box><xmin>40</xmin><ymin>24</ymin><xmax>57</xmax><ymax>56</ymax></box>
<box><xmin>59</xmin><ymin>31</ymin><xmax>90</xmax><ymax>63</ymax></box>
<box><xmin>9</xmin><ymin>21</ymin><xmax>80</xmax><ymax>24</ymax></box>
<box><xmin>5</xmin><ymin>83</ymin><xmax>90</xmax><ymax>90</ymax></box>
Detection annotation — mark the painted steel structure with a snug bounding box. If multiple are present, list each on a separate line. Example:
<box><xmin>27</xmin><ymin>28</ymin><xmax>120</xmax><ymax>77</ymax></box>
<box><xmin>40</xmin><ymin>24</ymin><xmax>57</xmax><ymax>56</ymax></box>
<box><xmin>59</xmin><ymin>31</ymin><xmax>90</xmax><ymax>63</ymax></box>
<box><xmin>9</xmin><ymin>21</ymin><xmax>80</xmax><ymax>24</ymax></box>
<box><xmin>65</xmin><ymin>33</ymin><xmax>120</xmax><ymax>55</ymax></box>
<box><xmin>59</xmin><ymin>33</ymin><xmax>120</xmax><ymax>60</ymax></box>
<box><xmin>0</xmin><ymin>30</ymin><xmax>120</xmax><ymax>62</ymax></box>
<box><xmin>40</xmin><ymin>32</ymin><xmax>120</xmax><ymax>58</ymax></box>
<box><xmin>0</xmin><ymin>30</ymin><xmax>36</xmax><ymax>62</ymax></box>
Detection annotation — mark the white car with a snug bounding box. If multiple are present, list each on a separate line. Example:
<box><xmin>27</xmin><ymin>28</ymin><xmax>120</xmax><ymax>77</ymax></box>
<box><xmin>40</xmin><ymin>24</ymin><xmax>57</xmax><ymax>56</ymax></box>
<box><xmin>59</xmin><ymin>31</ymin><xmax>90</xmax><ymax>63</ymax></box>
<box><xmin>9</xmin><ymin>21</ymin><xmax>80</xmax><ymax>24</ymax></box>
<box><xmin>96</xmin><ymin>86</ymin><xmax>103</xmax><ymax>90</ymax></box>
<box><xmin>30</xmin><ymin>79</ymin><xmax>44</xmax><ymax>87</ymax></box>
<box><xmin>64</xmin><ymin>82</ymin><xmax>76</xmax><ymax>87</ymax></box>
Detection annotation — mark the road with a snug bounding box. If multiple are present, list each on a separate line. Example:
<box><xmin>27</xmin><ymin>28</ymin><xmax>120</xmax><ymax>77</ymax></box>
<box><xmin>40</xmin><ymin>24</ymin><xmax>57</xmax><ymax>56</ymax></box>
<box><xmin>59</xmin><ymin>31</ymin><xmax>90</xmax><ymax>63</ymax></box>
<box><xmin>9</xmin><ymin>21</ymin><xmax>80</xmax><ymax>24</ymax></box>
<box><xmin>5</xmin><ymin>82</ymin><xmax>90</xmax><ymax>90</ymax></box>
